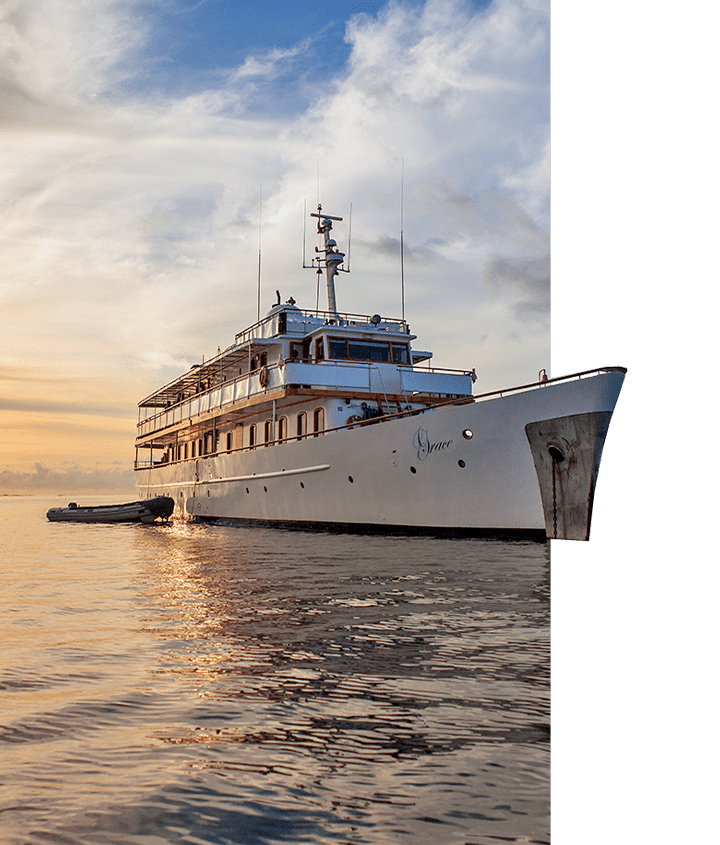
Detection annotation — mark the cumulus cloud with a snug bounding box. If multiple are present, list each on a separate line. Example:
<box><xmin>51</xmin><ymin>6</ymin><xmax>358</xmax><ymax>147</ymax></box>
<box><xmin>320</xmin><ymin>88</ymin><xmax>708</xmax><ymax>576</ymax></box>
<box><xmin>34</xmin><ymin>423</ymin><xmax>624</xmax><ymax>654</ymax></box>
<box><xmin>1</xmin><ymin>0</ymin><xmax>549</xmax><ymax>488</ymax></box>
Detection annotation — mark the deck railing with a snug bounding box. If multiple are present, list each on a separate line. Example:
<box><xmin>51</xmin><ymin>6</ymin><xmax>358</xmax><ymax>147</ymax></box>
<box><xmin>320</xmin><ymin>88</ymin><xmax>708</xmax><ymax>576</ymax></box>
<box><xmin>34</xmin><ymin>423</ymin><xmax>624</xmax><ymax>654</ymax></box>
<box><xmin>136</xmin><ymin>360</ymin><xmax>474</xmax><ymax>439</ymax></box>
<box><xmin>233</xmin><ymin>308</ymin><xmax>409</xmax><ymax>347</ymax></box>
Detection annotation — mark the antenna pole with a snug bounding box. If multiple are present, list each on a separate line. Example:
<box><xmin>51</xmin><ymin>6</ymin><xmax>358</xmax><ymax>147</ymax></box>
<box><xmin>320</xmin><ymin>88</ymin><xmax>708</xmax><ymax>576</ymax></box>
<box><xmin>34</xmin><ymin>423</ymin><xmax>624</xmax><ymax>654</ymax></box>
<box><xmin>302</xmin><ymin>199</ymin><xmax>307</xmax><ymax>267</ymax></box>
<box><xmin>400</xmin><ymin>159</ymin><xmax>405</xmax><ymax>324</ymax></box>
<box><xmin>257</xmin><ymin>184</ymin><xmax>262</xmax><ymax>322</ymax></box>
<box><xmin>347</xmin><ymin>203</ymin><xmax>352</xmax><ymax>272</ymax></box>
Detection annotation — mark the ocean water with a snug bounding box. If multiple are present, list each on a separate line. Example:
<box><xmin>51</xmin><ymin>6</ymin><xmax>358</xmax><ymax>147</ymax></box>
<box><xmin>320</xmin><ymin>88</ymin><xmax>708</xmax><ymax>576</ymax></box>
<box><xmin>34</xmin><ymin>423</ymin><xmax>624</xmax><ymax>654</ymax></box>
<box><xmin>1</xmin><ymin>494</ymin><xmax>549</xmax><ymax>845</ymax></box>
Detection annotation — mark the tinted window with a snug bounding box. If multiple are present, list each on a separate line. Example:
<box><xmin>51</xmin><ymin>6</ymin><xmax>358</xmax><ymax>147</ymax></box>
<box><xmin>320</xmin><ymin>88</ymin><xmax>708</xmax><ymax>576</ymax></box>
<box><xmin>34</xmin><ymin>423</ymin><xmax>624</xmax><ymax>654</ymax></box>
<box><xmin>329</xmin><ymin>338</ymin><xmax>347</xmax><ymax>358</ymax></box>
<box><xmin>391</xmin><ymin>343</ymin><xmax>409</xmax><ymax>363</ymax></box>
<box><xmin>347</xmin><ymin>341</ymin><xmax>390</xmax><ymax>362</ymax></box>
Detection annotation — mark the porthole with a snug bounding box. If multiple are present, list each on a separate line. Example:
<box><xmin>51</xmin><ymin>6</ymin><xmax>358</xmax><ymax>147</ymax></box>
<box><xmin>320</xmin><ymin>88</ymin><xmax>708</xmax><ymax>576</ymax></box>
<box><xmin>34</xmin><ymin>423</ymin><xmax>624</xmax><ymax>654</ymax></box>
<box><xmin>458</xmin><ymin>459</ymin><xmax>466</xmax><ymax>468</ymax></box>
<box><xmin>300</xmin><ymin>482</ymin><xmax>305</xmax><ymax>489</ymax></box>
<box><xmin>410</xmin><ymin>466</ymin><xmax>417</xmax><ymax>474</ymax></box>
<box><xmin>462</xmin><ymin>429</ymin><xmax>473</xmax><ymax>440</ymax></box>
<box><xmin>264</xmin><ymin>486</ymin><xmax>268</xmax><ymax>493</ymax></box>
<box><xmin>348</xmin><ymin>476</ymin><xmax>354</xmax><ymax>483</ymax></box>
<box><xmin>246</xmin><ymin>487</ymin><xmax>249</xmax><ymax>494</ymax></box>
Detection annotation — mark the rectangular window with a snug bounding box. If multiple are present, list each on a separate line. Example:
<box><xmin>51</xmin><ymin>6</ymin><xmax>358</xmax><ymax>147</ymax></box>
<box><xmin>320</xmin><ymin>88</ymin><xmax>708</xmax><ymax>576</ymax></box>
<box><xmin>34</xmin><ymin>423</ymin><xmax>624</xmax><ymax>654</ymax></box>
<box><xmin>313</xmin><ymin>407</ymin><xmax>324</xmax><ymax>437</ymax></box>
<box><xmin>249</xmin><ymin>424</ymin><xmax>256</xmax><ymax>448</ymax></box>
<box><xmin>328</xmin><ymin>338</ymin><xmax>348</xmax><ymax>359</ymax></box>
<box><xmin>278</xmin><ymin>417</ymin><xmax>287</xmax><ymax>442</ymax></box>
<box><xmin>329</xmin><ymin>337</ymin><xmax>400</xmax><ymax>363</ymax></box>
<box><xmin>290</xmin><ymin>341</ymin><xmax>311</xmax><ymax>361</ymax></box>
<box><xmin>391</xmin><ymin>343</ymin><xmax>410</xmax><ymax>364</ymax></box>
<box><xmin>236</xmin><ymin>424</ymin><xmax>243</xmax><ymax>450</ymax></box>
<box><xmin>297</xmin><ymin>412</ymin><xmax>307</xmax><ymax>440</ymax></box>
<box><xmin>348</xmin><ymin>340</ymin><xmax>390</xmax><ymax>363</ymax></box>
<box><xmin>264</xmin><ymin>419</ymin><xmax>273</xmax><ymax>445</ymax></box>
<box><xmin>226</xmin><ymin>431</ymin><xmax>233</xmax><ymax>451</ymax></box>
<box><xmin>315</xmin><ymin>338</ymin><xmax>324</xmax><ymax>361</ymax></box>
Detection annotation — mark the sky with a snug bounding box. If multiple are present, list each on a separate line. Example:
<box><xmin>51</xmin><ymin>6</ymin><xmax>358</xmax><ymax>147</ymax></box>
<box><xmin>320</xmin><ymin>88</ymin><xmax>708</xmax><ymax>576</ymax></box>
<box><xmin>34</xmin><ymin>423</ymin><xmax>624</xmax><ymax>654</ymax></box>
<box><xmin>1</xmin><ymin>0</ymin><xmax>550</xmax><ymax>492</ymax></box>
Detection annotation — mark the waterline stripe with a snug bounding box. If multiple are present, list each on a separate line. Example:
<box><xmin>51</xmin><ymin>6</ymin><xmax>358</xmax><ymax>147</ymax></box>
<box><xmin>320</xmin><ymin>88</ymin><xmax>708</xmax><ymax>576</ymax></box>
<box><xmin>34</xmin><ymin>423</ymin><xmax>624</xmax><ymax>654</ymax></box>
<box><xmin>136</xmin><ymin>464</ymin><xmax>331</xmax><ymax>489</ymax></box>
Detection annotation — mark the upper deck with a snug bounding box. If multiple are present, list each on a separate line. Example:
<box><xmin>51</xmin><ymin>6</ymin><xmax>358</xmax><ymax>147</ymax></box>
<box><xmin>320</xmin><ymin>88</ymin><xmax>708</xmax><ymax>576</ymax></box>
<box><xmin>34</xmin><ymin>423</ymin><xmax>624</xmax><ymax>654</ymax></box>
<box><xmin>139</xmin><ymin>306</ymin><xmax>417</xmax><ymax>409</ymax></box>
<box><xmin>136</xmin><ymin>305</ymin><xmax>473</xmax><ymax>441</ymax></box>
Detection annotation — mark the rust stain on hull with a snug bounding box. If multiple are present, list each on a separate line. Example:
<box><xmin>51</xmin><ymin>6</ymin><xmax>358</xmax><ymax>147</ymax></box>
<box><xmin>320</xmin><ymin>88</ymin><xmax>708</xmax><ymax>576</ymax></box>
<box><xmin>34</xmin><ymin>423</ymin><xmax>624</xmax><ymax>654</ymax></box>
<box><xmin>525</xmin><ymin>411</ymin><xmax>614</xmax><ymax>541</ymax></box>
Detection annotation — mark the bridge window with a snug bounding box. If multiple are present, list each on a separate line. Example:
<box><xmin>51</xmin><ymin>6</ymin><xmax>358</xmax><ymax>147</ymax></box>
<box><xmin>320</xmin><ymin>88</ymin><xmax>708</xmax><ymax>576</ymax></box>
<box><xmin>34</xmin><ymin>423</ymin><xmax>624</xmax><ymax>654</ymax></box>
<box><xmin>329</xmin><ymin>338</ymin><xmax>347</xmax><ymax>358</ymax></box>
<box><xmin>391</xmin><ymin>343</ymin><xmax>409</xmax><ymax>364</ymax></box>
<box><xmin>348</xmin><ymin>340</ymin><xmax>390</xmax><ymax>362</ymax></box>
<box><xmin>290</xmin><ymin>341</ymin><xmax>310</xmax><ymax>360</ymax></box>
<box><xmin>328</xmin><ymin>337</ymin><xmax>410</xmax><ymax>364</ymax></box>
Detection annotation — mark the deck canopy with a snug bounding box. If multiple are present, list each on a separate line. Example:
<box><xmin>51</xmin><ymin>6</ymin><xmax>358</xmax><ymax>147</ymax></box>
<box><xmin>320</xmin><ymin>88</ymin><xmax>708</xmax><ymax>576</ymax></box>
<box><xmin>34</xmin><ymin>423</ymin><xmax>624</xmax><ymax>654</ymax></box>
<box><xmin>138</xmin><ymin>340</ymin><xmax>282</xmax><ymax>408</ymax></box>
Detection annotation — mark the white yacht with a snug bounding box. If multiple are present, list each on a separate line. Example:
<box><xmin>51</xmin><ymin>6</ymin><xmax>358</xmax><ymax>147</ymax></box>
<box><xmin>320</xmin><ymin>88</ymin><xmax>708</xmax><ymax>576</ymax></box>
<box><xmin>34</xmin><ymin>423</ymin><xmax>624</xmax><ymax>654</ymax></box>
<box><xmin>135</xmin><ymin>206</ymin><xmax>625</xmax><ymax>540</ymax></box>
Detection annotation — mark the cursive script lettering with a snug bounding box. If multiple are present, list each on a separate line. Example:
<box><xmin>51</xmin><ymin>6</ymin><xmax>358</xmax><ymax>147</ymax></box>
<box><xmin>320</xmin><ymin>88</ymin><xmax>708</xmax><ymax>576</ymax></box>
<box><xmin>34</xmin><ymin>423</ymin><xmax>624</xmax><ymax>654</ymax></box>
<box><xmin>413</xmin><ymin>427</ymin><xmax>453</xmax><ymax>460</ymax></box>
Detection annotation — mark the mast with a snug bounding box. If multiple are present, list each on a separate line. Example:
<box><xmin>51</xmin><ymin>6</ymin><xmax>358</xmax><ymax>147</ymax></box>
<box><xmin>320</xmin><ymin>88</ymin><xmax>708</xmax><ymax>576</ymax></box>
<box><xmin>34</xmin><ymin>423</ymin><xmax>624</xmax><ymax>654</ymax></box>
<box><xmin>309</xmin><ymin>205</ymin><xmax>346</xmax><ymax>317</ymax></box>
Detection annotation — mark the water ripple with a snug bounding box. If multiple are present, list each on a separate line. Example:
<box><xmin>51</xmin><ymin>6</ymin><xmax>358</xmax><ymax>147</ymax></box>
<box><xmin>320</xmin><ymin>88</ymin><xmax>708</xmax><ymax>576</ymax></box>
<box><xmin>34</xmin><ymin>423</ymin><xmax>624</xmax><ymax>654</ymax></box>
<box><xmin>1</xmin><ymin>499</ymin><xmax>549</xmax><ymax>845</ymax></box>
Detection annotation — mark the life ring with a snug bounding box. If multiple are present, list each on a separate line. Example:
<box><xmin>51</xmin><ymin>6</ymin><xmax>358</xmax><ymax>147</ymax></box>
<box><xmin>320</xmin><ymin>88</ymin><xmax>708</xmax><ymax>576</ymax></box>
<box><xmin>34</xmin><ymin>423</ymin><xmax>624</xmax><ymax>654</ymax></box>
<box><xmin>259</xmin><ymin>366</ymin><xmax>269</xmax><ymax>388</ymax></box>
<box><xmin>346</xmin><ymin>414</ymin><xmax>363</xmax><ymax>427</ymax></box>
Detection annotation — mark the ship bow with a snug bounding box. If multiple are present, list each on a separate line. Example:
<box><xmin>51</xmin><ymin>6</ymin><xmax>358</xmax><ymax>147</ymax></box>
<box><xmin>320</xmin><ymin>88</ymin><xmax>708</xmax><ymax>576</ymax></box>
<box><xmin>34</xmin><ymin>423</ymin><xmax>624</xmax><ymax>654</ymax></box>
<box><xmin>525</xmin><ymin>410</ymin><xmax>615</xmax><ymax>541</ymax></box>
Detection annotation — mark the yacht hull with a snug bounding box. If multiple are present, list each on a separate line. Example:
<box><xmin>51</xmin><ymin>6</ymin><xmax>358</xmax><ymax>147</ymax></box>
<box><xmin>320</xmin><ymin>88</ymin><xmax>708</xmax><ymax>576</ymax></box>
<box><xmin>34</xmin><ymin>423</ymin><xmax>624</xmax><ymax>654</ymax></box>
<box><xmin>135</xmin><ymin>370</ymin><xmax>624</xmax><ymax>539</ymax></box>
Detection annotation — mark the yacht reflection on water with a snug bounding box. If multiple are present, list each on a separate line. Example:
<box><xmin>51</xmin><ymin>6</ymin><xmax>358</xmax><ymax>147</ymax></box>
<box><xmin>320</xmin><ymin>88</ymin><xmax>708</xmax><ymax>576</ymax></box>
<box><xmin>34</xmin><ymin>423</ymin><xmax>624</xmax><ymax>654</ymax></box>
<box><xmin>135</xmin><ymin>522</ymin><xmax>549</xmax><ymax>775</ymax></box>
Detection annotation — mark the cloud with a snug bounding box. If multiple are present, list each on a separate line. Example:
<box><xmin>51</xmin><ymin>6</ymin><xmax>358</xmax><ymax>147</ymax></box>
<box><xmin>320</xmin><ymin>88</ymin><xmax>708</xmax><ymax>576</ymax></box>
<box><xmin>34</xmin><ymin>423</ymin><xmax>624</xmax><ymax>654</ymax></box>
<box><xmin>1</xmin><ymin>0</ymin><xmax>549</xmax><ymax>487</ymax></box>
<box><xmin>230</xmin><ymin>44</ymin><xmax>309</xmax><ymax>82</ymax></box>
<box><xmin>0</xmin><ymin>396</ymin><xmax>135</xmax><ymax>417</ymax></box>
<box><xmin>0</xmin><ymin>0</ymin><xmax>146</xmax><ymax>116</ymax></box>
<box><xmin>0</xmin><ymin>462</ymin><xmax>135</xmax><ymax>493</ymax></box>
<box><xmin>483</xmin><ymin>254</ymin><xmax>550</xmax><ymax>320</ymax></box>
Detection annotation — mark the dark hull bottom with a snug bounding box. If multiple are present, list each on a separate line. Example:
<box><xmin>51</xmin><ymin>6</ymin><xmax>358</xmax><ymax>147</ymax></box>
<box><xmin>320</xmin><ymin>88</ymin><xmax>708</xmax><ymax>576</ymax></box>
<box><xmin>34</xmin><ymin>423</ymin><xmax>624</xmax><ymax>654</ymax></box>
<box><xmin>193</xmin><ymin>514</ymin><xmax>547</xmax><ymax>542</ymax></box>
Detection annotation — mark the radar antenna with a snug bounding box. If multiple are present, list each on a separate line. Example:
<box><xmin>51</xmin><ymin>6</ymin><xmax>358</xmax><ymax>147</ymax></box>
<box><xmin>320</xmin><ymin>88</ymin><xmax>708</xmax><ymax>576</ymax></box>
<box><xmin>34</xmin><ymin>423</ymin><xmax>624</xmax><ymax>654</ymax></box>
<box><xmin>304</xmin><ymin>204</ymin><xmax>349</xmax><ymax>317</ymax></box>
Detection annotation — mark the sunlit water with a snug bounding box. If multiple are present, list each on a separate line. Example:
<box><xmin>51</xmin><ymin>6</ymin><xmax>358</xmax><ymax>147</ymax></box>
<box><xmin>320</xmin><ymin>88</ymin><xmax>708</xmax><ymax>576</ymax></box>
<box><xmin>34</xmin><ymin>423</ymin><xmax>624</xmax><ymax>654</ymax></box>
<box><xmin>1</xmin><ymin>494</ymin><xmax>549</xmax><ymax>845</ymax></box>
